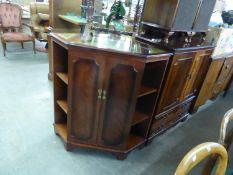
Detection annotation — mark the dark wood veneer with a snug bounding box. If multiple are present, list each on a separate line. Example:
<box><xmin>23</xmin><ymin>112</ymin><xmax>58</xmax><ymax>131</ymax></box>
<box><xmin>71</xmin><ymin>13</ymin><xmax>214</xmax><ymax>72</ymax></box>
<box><xmin>51</xmin><ymin>33</ymin><xmax>170</xmax><ymax>159</ymax></box>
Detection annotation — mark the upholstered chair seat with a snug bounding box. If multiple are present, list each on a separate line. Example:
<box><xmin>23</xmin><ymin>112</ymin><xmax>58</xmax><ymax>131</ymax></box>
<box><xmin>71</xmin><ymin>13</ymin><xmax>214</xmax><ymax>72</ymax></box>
<box><xmin>2</xmin><ymin>32</ymin><xmax>34</xmax><ymax>41</ymax></box>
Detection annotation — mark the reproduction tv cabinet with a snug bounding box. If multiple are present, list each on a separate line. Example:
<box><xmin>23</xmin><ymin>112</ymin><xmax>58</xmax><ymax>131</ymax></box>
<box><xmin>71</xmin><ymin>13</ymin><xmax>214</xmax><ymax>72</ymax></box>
<box><xmin>50</xmin><ymin>33</ymin><xmax>171</xmax><ymax>159</ymax></box>
<box><xmin>137</xmin><ymin>34</ymin><xmax>214</xmax><ymax>140</ymax></box>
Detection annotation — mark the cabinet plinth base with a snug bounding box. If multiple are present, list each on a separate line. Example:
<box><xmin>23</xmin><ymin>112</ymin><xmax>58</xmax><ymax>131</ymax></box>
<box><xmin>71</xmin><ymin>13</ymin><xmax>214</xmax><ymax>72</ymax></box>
<box><xmin>115</xmin><ymin>153</ymin><xmax>128</xmax><ymax>160</ymax></box>
<box><xmin>54</xmin><ymin>128</ymin><xmax>145</xmax><ymax>160</ymax></box>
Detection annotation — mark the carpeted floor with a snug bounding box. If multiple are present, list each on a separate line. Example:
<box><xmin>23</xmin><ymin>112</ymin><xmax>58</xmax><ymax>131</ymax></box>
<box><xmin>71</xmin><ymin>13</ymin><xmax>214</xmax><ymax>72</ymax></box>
<box><xmin>0</xmin><ymin>42</ymin><xmax>232</xmax><ymax>175</ymax></box>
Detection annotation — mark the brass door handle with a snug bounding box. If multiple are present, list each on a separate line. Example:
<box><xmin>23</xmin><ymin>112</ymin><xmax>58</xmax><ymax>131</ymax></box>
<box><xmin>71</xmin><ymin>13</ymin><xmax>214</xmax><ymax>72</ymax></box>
<box><xmin>98</xmin><ymin>89</ymin><xmax>102</xmax><ymax>99</ymax></box>
<box><xmin>102</xmin><ymin>90</ymin><xmax>107</xmax><ymax>100</ymax></box>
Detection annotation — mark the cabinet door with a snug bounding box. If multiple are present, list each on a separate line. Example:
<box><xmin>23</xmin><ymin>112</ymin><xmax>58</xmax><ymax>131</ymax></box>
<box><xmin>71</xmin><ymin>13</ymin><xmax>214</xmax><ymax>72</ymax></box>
<box><xmin>98</xmin><ymin>57</ymin><xmax>144</xmax><ymax>149</ymax></box>
<box><xmin>68</xmin><ymin>48</ymin><xmax>105</xmax><ymax>144</ymax></box>
<box><xmin>157</xmin><ymin>53</ymin><xmax>195</xmax><ymax>113</ymax></box>
<box><xmin>181</xmin><ymin>50</ymin><xmax>212</xmax><ymax>100</ymax></box>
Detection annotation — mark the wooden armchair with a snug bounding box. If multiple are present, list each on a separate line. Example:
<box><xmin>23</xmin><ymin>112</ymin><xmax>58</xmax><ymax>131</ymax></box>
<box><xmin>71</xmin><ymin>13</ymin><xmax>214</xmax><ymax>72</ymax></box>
<box><xmin>0</xmin><ymin>2</ymin><xmax>35</xmax><ymax>56</ymax></box>
<box><xmin>202</xmin><ymin>109</ymin><xmax>233</xmax><ymax>175</ymax></box>
<box><xmin>175</xmin><ymin>142</ymin><xmax>228</xmax><ymax>175</ymax></box>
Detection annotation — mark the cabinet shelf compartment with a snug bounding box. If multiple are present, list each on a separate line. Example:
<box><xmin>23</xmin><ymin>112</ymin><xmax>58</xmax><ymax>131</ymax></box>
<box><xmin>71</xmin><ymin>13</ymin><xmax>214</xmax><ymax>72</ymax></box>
<box><xmin>139</xmin><ymin>61</ymin><xmax>168</xmax><ymax>98</ymax></box>
<box><xmin>131</xmin><ymin>111</ymin><xmax>149</xmax><ymax>126</ymax></box>
<box><xmin>136</xmin><ymin>93</ymin><xmax>158</xmax><ymax>116</ymax></box>
<box><xmin>56</xmin><ymin>72</ymin><xmax>68</xmax><ymax>85</ymax></box>
<box><xmin>54</xmin><ymin>123</ymin><xmax>67</xmax><ymax>143</ymax></box>
<box><xmin>138</xmin><ymin>86</ymin><xmax>158</xmax><ymax>97</ymax></box>
<box><xmin>57</xmin><ymin>100</ymin><xmax>68</xmax><ymax>114</ymax></box>
<box><xmin>126</xmin><ymin>134</ymin><xmax>144</xmax><ymax>150</ymax></box>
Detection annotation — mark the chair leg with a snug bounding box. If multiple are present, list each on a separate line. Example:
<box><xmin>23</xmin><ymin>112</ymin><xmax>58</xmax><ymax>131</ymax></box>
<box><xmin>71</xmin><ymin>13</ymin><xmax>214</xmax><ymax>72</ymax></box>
<box><xmin>33</xmin><ymin>40</ymin><xmax>36</xmax><ymax>54</ymax></box>
<box><xmin>1</xmin><ymin>41</ymin><xmax>6</xmax><ymax>56</ymax></box>
<box><xmin>21</xmin><ymin>42</ymin><xmax>24</xmax><ymax>49</ymax></box>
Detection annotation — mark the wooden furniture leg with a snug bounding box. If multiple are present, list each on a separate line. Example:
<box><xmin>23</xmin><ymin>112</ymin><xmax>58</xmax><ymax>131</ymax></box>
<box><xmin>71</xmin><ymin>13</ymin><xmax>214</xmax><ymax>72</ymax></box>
<box><xmin>1</xmin><ymin>40</ymin><xmax>6</xmax><ymax>56</ymax></box>
<box><xmin>33</xmin><ymin>40</ymin><xmax>36</xmax><ymax>54</ymax></box>
<box><xmin>48</xmin><ymin>36</ymin><xmax>53</xmax><ymax>80</ymax></box>
<box><xmin>116</xmin><ymin>153</ymin><xmax>128</xmax><ymax>160</ymax></box>
<box><xmin>21</xmin><ymin>42</ymin><xmax>24</xmax><ymax>49</ymax></box>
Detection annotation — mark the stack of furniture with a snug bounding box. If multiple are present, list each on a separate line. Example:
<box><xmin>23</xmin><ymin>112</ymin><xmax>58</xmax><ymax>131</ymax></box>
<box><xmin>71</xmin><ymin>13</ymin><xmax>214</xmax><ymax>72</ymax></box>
<box><xmin>137</xmin><ymin>0</ymin><xmax>216</xmax><ymax>142</ymax></box>
<box><xmin>49</xmin><ymin>0</ymin><xmax>227</xmax><ymax>159</ymax></box>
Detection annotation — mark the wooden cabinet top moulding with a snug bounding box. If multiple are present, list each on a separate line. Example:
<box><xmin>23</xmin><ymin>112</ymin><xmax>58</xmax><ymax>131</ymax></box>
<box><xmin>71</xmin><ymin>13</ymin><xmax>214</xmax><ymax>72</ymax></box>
<box><xmin>49</xmin><ymin>33</ymin><xmax>172</xmax><ymax>60</ymax></box>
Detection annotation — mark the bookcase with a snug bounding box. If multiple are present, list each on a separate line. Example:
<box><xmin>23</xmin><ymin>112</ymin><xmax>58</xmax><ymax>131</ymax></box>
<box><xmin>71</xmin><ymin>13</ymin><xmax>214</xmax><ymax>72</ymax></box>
<box><xmin>51</xmin><ymin>33</ymin><xmax>171</xmax><ymax>159</ymax></box>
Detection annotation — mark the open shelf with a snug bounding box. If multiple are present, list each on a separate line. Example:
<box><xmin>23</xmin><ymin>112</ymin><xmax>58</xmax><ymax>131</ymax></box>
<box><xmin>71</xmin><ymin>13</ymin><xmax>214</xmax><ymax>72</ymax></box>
<box><xmin>56</xmin><ymin>72</ymin><xmax>68</xmax><ymax>85</ymax></box>
<box><xmin>54</xmin><ymin>123</ymin><xmax>67</xmax><ymax>143</ymax></box>
<box><xmin>131</xmin><ymin>111</ymin><xmax>149</xmax><ymax>126</ymax></box>
<box><xmin>57</xmin><ymin>100</ymin><xmax>68</xmax><ymax>114</ymax></box>
<box><xmin>126</xmin><ymin>134</ymin><xmax>144</xmax><ymax>150</ymax></box>
<box><xmin>138</xmin><ymin>85</ymin><xmax>158</xmax><ymax>97</ymax></box>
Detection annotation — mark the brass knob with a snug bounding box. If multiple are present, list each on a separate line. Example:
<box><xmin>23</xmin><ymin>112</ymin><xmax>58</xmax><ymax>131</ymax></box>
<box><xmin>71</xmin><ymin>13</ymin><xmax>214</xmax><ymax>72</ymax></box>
<box><xmin>98</xmin><ymin>89</ymin><xmax>102</xmax><ymax>99</ymax></box>
<box><xmin>102</xmin><ymin>90</ymin><xmax>107</xmax><ymax>100</ymax></box>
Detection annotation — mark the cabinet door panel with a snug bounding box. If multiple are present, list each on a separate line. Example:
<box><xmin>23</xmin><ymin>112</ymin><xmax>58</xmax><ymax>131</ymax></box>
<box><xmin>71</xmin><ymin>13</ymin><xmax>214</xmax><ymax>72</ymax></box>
<box><xmin>212</xmin><ymin>57</ymin><xmax>233</xmax><ymax>96</ymax></box>
<box><xmin>99</xmin><ymin>59</ymin><xmax>143</xmax><ymax>148</ymax></box>
<box><xmin>157</xmin><ymin>53</ymin><xmax>194</xmax><ymax>112</ymax></box>
<box><xmin>182</xmin><ymin>50</ymin><xmax>212</xmax><ymax>99</ymax></box>
<box><xmin>68</xmin><ymin>52</ymin><xmax>105</xmax><ymax>144</ymax></box>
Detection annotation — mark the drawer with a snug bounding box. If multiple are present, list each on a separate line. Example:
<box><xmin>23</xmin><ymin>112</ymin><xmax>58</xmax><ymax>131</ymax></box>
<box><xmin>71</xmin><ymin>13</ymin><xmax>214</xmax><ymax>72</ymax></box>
<box><xmin>150</xmin><ymin>100</ymin><xmax>192</xmax><ymax>136</ymax></box>
<box><xmin>150</xmin><ymin>107</ymin><xmax>177</xmax><ymax>135</ymax></box>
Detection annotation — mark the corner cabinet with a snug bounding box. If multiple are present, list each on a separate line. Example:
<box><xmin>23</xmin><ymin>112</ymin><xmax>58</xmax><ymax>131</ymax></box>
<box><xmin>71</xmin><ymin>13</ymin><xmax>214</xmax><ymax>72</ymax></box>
<box><xmin>51</xmin><ymin>33</ymin><xmax>170</xmax><ymax>159</ymax></box>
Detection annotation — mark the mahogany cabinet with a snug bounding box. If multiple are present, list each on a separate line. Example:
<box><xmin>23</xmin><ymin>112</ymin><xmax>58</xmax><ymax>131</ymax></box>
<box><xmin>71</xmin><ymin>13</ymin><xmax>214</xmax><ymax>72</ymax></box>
<box><xmin>141</xmin><ymin>0</ymin><xmax>217</xmax><ymax>32</ymax></box>
<box><xmin>156</xmin><ymin>49</ymin><xmax>213</xmax><ymax>113</ymax></box>
<box><xmin>51</xmin><ymin>33</ymin><xmax>171</xmax><ymax>159</ymax></box>
<box><xmin>194</xmin><ymin>56</ymin><xmax>233</xmax><ymax>110</ymax></box>
<box><xmin>148</xmin><ymin>47</ymin><xmax>213</xmax><ymax>140</ymax></box>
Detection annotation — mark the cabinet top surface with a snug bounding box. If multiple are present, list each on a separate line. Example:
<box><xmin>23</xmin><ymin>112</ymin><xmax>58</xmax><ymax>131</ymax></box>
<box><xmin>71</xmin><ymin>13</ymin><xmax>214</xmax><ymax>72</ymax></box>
<box><xmin>50</xmin><ymin>33</ymin><xmax>170</xmax><ymax>56</ymax></box>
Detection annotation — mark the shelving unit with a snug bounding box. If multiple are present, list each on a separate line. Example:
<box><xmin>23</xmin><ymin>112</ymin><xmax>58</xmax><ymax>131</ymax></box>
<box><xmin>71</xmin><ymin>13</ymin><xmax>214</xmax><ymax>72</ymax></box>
<box><xmin>53</xmin><ymin>41</ymin><xmax>68</xmax><ymax>144</ymax></box>
<box><xmin>129</xmin><ymin>61</ymin><xmax>168</xmax><ymax>141</ymax></box>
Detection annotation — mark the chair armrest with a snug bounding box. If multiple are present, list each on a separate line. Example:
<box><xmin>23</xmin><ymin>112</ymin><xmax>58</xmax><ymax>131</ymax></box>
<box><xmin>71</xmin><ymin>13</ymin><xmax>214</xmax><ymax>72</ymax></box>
<box><xmin>22</xmin><ymin>23</ymin><xmax>35</xmax><ymax>37</ymax></box>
